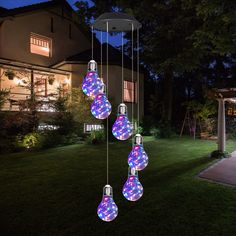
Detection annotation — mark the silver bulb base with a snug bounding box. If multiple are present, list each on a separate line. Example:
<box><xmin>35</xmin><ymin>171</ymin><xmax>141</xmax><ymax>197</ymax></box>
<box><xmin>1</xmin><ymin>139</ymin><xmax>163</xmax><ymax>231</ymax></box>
<box><xmin>134</xmin><ymin>134</ymin><xmax>143</xmax><ymax>145</ymax></box>
<box><xmin>103</xmin><ymin>184</ymin><xmax>113</xmax><ymax>196</ymax></box>
<box><xmin>117</xmin><ymin>103</ymin><xmax>127</xmax><ymax>115</ymax></box>
<box><xmin>99</xmin><ymin>83</ymin><xmax>106</xmax><ymax>94</ymax></box>
<box><xmin>88</xmin><ymin>60</ymin><xmax>97</xmax><ymax>72</ymax></box>
<box><xmin>128</xmin><ymin>167</ymin><xmax>138</xmax><ymax>177</ymax></box>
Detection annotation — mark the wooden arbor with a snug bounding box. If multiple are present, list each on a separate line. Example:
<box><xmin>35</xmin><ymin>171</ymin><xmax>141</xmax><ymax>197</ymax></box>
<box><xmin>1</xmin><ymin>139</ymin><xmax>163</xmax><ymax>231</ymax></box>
<box><xmin>213</xmin><ymin>88</ymin><xmax>236</xmax><ymax>152</ymax></box>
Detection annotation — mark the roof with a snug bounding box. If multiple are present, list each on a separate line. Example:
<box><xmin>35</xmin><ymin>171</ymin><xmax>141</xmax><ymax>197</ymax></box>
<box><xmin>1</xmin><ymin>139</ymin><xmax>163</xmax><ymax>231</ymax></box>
<box><xmin>0</xmin><ymin>0</ymin><xmax>72</xmax><ymax>18</ymax></box>
<box><xmin>211</xmin><ymin>88</ymin><xmax>236</xmax><ymax>103</ymax></box>
<box><xmin>64</xmin><ymin>43</ymin><xmax>140</xmax><ymax>71</ymax></box>
<box><xmin>0</xmin><ymin>0</ymin><xmax>98</xmax><ymax>46</ymax></box>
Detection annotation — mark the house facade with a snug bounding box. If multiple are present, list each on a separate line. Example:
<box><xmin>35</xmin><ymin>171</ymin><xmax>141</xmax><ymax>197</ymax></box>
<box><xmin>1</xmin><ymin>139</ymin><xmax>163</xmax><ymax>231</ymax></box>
<box><xmin>0</xmin><ymin>0</ymin><xmax>144</xmax><ymax>131</ymax></box>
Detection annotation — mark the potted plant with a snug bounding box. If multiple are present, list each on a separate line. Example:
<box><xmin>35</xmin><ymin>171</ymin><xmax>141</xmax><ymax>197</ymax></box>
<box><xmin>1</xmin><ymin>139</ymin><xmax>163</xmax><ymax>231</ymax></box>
<box><xmin>48</xmin><ymin>75</ymin><xmax>55</xmax><ymax>85</ymax></box>
<box><xmin>5</xmin><ymin>70</ymin><xmax>16</xmax><ymax>80</ymax></box>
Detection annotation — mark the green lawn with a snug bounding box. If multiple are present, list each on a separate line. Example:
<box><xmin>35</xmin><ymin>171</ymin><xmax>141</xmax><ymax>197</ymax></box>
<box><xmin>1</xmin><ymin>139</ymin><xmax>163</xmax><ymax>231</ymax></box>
<box><xmin>0</xmin><ymin>137</ymin><xmax>236</xmax><ymax>236</ymax></box>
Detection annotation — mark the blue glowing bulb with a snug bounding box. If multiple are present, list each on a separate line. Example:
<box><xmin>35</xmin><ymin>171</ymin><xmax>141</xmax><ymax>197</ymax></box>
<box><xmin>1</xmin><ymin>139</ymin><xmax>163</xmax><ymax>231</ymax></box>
<box><xmin>91</xmin><ymin>85</ymin><xmax>112</xmax><ymax>119</ymax></box>
<box><xmin>122</xmin><ymin>167</ymin><xmax>143</xmax><ymax>201</ymax></box>
<box><xmin>82</xmin><ymin>60</ymin><xmax>103</xmax><ymax>97</ymax></box>
<box><xmin>128</xmin><ymin>134</ymin><xmax>148</xmax><ymax>171</ymax></box>
<box><xmin>97</xmin><ymin>185</ymin><xmax>118</xmax><ymax>222</ymax></box>
<box><xmin>112</xmin><ymin>103</ymin><xmax>133</xmax><ymax>140</ymax></box>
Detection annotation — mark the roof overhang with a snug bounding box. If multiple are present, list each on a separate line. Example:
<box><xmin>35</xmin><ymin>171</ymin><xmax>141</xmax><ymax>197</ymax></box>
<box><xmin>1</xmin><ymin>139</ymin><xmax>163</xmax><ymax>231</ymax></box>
<box><xmin>0</xmin><ymin>58</ymin><xmax>71</xmax><ymax>75</ymax></box>
<box><xmin>213</xmin><ymin>88</ymin><xmax>236</xmax><ymax>103</ymax></box>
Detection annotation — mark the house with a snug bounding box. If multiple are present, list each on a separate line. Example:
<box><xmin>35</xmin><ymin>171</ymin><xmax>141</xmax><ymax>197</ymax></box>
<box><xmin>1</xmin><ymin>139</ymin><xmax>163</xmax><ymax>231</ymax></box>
<box><xmin>0</xmin><ymin>0</ymin><xmax>144</xmax><ymax>132</ymax></box>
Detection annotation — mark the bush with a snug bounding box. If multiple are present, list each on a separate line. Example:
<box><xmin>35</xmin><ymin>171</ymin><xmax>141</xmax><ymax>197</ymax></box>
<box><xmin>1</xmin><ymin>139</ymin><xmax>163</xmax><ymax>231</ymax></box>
<box><xmin>150</xmin><ymin>127</ymin><xmax>160</xmax><ymax>138</ymax></box>
<box><xmin>86</xmin><ymin>130</ymin><xmax>105</xmax><ymax>145</ymax></box>
<box><xmin>15</xmin><ymin>132</ymin><xmax>42</xmax><ymax>150</ymax></box>
<box><xmin>210</xmin><ymin>150</ymin><xmax>231</xmax><ymax>159</ymax></box>
<box><xmin>141</xmin><ymin>115</ymin><xmax>156</xmax><ymax>135</ymax></box>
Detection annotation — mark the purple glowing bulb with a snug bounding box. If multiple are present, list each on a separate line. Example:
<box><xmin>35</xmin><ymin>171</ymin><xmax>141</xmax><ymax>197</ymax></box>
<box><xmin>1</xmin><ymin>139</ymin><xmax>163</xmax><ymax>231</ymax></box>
<box><xmin>91</xmin><ymin>85</ymin><xmax>112</xmax><ymax>119</ymax></box>
<box><xmin>112</xmin><ymin>103</ymin><xmax>133</xmax><ymax>140</ymax></box>
<box><xmin>82</xmin><ymin>60</ymin><xmax>103</xmax><ymax>97</ymax></box>
<box><xmin>122</xmin><ymin>167</ymin><xmax>143</xmax><ymax>201</ymax></box>
<box><xmin>97</xmin><ymin>185</ymin><xmax>118</xmax><ymax>222</ymax></box>
<box><xmin>128</xmin><ymin>134</ymin><xmax>148</xmax><ymax>171</ymax></box>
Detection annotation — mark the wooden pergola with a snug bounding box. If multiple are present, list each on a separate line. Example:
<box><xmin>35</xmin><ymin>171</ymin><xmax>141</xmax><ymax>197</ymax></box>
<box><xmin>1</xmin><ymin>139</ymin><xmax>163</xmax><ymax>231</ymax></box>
<box><xmin>214</xmin><ymin>88</ymin><xmax>236</xmax><ymax>152</ymax></box>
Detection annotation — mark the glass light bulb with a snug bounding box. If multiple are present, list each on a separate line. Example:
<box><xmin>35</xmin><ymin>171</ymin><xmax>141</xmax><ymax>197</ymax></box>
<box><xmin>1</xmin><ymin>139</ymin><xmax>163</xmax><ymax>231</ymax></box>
<box><xmin>128</xmin><ymin>134</ymin><xmax>148</xmax><ymax>171</ymax></box>
<box><xmin>91</xmin><ymin>85</ymin><xmax>111</xmax><ymax>119</ymax></box>
<box><xmin>82</xmin><ymin>60</ymin><xmax>103</xmax><ymax>97</ymax></box>
<box><xmin>112</xmin><ymin>103</ymin><xmax>133</xmax><ymax>140</ymax></box>
<box><xmin>97</xmin><ymin>185</ymin><xmax>118</xmax><ymax>222</ymax></box>
<box><xmin>122</xmin><ymin>168</ymin><xmax>143</xmax><ymax>201</ymax></box>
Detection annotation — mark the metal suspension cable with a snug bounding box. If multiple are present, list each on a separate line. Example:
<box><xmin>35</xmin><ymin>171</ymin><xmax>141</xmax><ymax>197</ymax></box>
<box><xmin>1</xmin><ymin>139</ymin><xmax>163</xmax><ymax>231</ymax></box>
<box><xmin>91</xmin><ymin>25</ymin><xmax>94</xmax><ymax>60</ymax></box>
<box><xmin>122</xmin><ymin>31</ymin><xmax>124</xmax><ymax>103</ymax></box>
<box><xmin>137</xmin><ymin>27</ymin><xmax>140</xmax><ymax>128</ymax></box>
<box><xmin>100</xmin><ymin>31</ymin><xmax>103</xmax><ymax>78</ymax></box>
<box><xmin>131</xmin><ymin>23</ymin><xmax>134</xmax><ymax>138</ymax></box>
<box><xmin>106</xmin><ymin>21</ymin><xmax>109</xmax><ymax>185</ymax></box>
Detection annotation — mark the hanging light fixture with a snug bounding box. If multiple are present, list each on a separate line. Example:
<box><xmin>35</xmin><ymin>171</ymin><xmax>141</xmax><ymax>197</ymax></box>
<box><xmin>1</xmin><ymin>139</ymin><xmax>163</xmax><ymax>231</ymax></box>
<box><xmin>122</xmin><ymin>167</ymin><xmax>143</xmax><ymax>201</ymax></box>
<box><xmin>91</xmin><ymin>84</ymin><xmax>112</xmax><ymax>119</ymax></box>
<box><xmin>89</xmin><ymin>12</ymin><xmax>142</xmax><ymax>222</ymax></box>
<box><xmin>128</xmin><ymin>134</ymin><xmax>148</xmax><ymax>171</ymax></box>
<box><xmin>97</xmin><ymin>184</ymin><xmax>118</xmax><ymax>222</ymax></box>
<box><xmin>112</xmin><ymin>103</ymin><xmax>133</xmax><ymax>140</ymax></box>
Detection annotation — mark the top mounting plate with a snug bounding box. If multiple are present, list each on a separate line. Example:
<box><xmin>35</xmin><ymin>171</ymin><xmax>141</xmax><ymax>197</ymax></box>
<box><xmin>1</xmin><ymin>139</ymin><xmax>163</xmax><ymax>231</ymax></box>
<box><xmin>92</xmin><ymin>12</ymin><xmax>141</xmax><ymax>32</ymax></box>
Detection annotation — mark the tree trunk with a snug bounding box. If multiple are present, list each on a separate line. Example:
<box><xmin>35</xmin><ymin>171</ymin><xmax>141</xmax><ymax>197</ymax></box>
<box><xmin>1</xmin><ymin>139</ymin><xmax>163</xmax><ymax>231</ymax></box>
<box><xmin>163</xmin><ymin>67</ymin><xmax>173</xmax><ymax>122</ymax></box>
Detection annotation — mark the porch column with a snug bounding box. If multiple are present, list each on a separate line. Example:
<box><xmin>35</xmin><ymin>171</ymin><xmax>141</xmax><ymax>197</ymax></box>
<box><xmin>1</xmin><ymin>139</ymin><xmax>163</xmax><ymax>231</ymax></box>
<box><xmin>217</xmin><ymin>98</ymin><xmax>226</xmax><ymax>152</ymax></box>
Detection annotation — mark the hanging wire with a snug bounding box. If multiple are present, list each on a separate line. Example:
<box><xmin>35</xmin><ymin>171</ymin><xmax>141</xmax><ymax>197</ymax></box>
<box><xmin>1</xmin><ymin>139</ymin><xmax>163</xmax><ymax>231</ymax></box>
<box><xmin>137</xmin><ymin>27</ymin><xmax>140</xmax><ymax>129</ymax></box>
<box><xmin>106</xmin><ymin>21</ymin><xmax>109</xmax><ymax>185</ymax></box>
<box><xmin>91</xmin><ymin>25</ymin><xmax>94</xmax><ymax>60</ymax></box>
<box><xmin>100</xmin><ymin>31</ymin><xmax>103</xmax><ymax>78</ymax></box>
<box><xmin>122</xmin><ymin>31</ymin><xmax>124</xmax><ymax>103</ymax></box>
<box><xmin>131</xmin><ymin>23</ymin><xmax>134</xmax><ymax>138</ymax></box>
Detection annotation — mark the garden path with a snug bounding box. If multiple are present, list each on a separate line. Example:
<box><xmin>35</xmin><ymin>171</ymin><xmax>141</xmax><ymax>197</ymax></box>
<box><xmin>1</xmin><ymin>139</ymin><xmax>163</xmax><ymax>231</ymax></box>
<box><xmin>198</xmin><ymin>151</ymin><xmax>236</xmax><ymax>187</ymax></box>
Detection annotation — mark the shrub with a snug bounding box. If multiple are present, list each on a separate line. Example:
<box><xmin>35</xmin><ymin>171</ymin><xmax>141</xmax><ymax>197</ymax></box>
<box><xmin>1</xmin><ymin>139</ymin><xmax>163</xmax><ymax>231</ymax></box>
<box><xmin>141</xmin><ymin>115</ymin><xmax>156</xmax><ymax>135</ymax></box>
<box><xmin>210</xmin><ymin>150</ymin><xmax>231</xmax><ymax>159</ymax></box>
<box><xmin>16</xmin><ymin>132</ymin><xmax>42</xmax><ymax>150</ymax></box>
<box><xmin>150</xmin><ymin>127</ymin><xmax>160</xmax><ymax>138</ymax></box>
<box><xmin>86</xmin><ymin>130</ymin><xmax>105</xmax><ymax>145</ymax></box>
<box><xmin>158</xmin><ymin>120</ymin><xmax>175</xmax><ymax>138</ymax></box>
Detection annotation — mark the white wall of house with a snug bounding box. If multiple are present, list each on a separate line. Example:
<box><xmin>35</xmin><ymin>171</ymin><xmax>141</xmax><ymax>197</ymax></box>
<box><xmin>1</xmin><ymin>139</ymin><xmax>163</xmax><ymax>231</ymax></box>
<box><xmin>0</xmin><ymin>7</ymin><xmax>90</xmax><ymax>67</ymax></box>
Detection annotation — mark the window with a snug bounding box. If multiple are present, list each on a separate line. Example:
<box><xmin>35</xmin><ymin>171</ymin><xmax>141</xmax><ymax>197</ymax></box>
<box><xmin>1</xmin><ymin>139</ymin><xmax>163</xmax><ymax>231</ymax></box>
<box><xmin>30</xmin><ymin>33</ymin><xmax>52</xmax><ymax>57</ymax></box>
<box><xmin>124</xmin><ymin>80</ymin><xmax>135</xmax><ymax>103</ymax></box>
<box><xmin>84</xmin><ymin>124</ymin><xmax>104</xmax><ymax>133</ymax></box>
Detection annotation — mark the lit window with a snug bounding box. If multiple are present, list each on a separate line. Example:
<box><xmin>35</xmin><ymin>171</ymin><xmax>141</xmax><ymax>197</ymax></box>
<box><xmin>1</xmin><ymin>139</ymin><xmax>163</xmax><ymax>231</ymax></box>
<box><xmin>124</xmin><ymin>80</ymin><xmax>135</xmax><ymax>103</ymax></box>
<box><xmin>84</xmin><ymin>124</ymin><xmax>104</xmax><ymax>133</ymax></box>
<box><xmin>30</xmin><ymin>33</ymin><xmax>52</xmax><ymax>57</ymax></box>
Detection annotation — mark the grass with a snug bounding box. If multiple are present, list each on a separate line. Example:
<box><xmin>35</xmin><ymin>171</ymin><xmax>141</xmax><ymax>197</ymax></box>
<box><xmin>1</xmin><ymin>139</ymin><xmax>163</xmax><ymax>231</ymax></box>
<box><xmin>0</xmin><ymin>137</ymin><xmax>236</xmax><ymax>236</ymax></box>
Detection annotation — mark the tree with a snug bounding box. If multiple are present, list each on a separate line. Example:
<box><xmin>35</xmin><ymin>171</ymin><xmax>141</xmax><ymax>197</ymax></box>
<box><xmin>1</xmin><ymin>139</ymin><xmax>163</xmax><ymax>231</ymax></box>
<box><xmin>75</xmin><ymin>0</ymin><xmax>236</xmax><ymax>125</ymax></box>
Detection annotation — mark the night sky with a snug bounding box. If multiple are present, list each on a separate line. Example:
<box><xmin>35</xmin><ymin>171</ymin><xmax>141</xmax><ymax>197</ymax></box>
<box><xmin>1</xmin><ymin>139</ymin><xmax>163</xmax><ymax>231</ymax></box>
<box><xmin>0</xmin><ymin>0</ymin><xmax>122</xmax><ymax>46</ymax></box>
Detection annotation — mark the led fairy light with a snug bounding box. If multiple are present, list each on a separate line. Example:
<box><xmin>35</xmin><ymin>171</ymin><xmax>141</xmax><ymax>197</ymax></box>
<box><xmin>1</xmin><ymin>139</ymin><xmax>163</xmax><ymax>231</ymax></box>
<box><xmin>112</xmin><ymin>103</ymin><xmax>133</xmax><ymax>140</ymax></box>
<box><xmin>82</xmin><ymin>26</ymin><xmax>103</xmax><ymax>97</ymax></box>
<box><xmin>128</xmin><ymin>134</ymin><xmax>148</xmax><ymax>171</ymax></box>
<box><xmin>97</xmin><ymin>21</ymin><xmax>118</xmax><ymax>222</ymax></box>
<box><xmin>91</xmin><ymin>84</ymin><xmax>112</xmax><ymax>119</ymax></box>
<box><xmin>122</xmin><ymin>167</ymin><xmax>143</xmax><ymax>201</ymax></box>
<box><xmin>97</xmin><ymin>185</ymin><xmax>118</xmax><ymax>222</ymax></box>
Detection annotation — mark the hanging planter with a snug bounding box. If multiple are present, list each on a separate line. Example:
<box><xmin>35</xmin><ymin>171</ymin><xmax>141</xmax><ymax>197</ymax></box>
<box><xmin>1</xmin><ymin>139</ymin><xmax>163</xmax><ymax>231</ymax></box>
<box><xmin>48</xmin><ymin>75</ymin><xmax>55</xmax><ymax>85</ymax></box>
<box><xmin>5</xmin><ymin>70</ymin><xmax>16</xmax><ymax>80</ymax></box>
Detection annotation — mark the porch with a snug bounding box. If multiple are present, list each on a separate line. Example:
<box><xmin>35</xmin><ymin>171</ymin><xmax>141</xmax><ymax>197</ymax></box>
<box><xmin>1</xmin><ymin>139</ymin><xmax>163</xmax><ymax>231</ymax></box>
<box><xmin>0</xmin><ymin>58</ymin><xmax>71</xmax><ymax>112</ymax></box>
